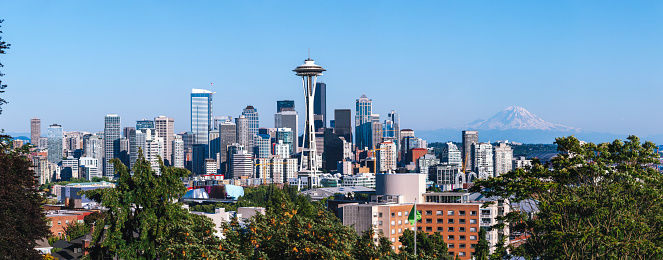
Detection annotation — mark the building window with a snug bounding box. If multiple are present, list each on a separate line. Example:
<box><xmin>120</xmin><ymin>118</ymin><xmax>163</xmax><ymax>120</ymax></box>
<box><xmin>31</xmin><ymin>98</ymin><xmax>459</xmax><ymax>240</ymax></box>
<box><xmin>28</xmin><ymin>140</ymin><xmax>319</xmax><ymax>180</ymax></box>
<box><xmin>417</xmin><ymin>227</ymin><xmax>422</xmax><ymax>231</ymax></box>
<box><xmin>459</xmin><ymin>219</ymin><xmax>466</xmax><ymax>224</ymax></box>
<box><xmin>391</xmin><ymin>229</ymin><xmax>395</xmax><ymax>234</ymax></box>
<box><xmin>448</xmin><ymin>235</ymin><xmax>455</xmax><ymax>240</ymax></box>
<box><xmin>391</xmin><ymin>221</ymin><xmax>395</xmax><ymax>226</ymax></box>
<box><xmin>470</xmin><ymin>235</ymin><xmax>477</xmax><ymax>240</ymax></box>
<box><xmin>391</xmin><ymin>213</ymin><xmax>395</xmax><ymax>218</ymax></box>
<box><xmin>398</xmin><ymin>228</ymin><xmax>402</xmax><ymax>233</ymax></box>
<box><xmin>459</xmin><ymin>243</ymin><xmax>466</xmax><ymax>249</ymax></box>
<box><xmin>437</xmin><ymin>218</ymin><xmax>444</xmax><ymax>223</ymax></box>
<box><xmin>471</xmin><ymin>243</ymin><xmax>477</xmax><ymax>248</ymax></box>
<box><xmin>459</xmin><ymin>235</ymin><xmax>466</xmax><ymax>240</ymax></box>
<box><xmin>58</xmin><ymin>232</ymin><xmax>61</xmax><ymax>236</ymax></box>
<box><xmin>373</xmin><ymin>212</ymin><xmax>378</xmax><ymax>217</ymax></box>
<box><xmin>459</xmin><ymin>227</ymin><xmax>466</xmax><ymax>232</ymax></box>
<box><xmin>437</xmin><ymin>227</ymin><xmax>443</xmax><ymax>232</ymax></box>
<box><xmin>66</xmin><ymin>220</ymin><xmax>69</xmax><ymax>224</ymax></box>
<box><xmin>436</xmin><ymin>210</ymin><xmax>443</xmax><ymax>215</ymax></box>
<box><xmin>448</xmin><ymin>227</ymin><xmax>454</xmax><ymax>232</ymax></box>
<box><xmin>398</xmin><ymin>212</ymin><xmax>402</xmax><ymax>217</ymax></box>
<box><xmin>481</xmin><ymin>218</ymin><xmax>491</xmax><ymax>225</ymax></box>
<box><xmin>470</xmin><ymin>227</ymin><xmax>477</xmax><ymax>232</ymax></box>
<box><xmin>447</xmin><ymin>210</ymin><xmax>454</xmax><ymax>216</ymax></box>
<box><xmin>426</xmin><ymin>219</ymin><xmax>432</xmax><ymax>224</ymax></box>
<box><xmin>448</xmin><ymin>243</ymin><xmax>455</xmax><ymax>248</ymax></box>
<box><xmin>379</xmin><ymin>221</ymin><xmax>383</xmax><ymax>225</ymax></box>
<box><xmin>392</xmin><ymin>238</ymin><xmax>396</xmax><ymax>242</ymax></box>
<box><xmin>379</xmin><ymin>212</ymin><xmax>383</xmax><ymax>217</ymax></box>
<box><xmin>426</xmin><ymin>227</ymin><xmax>432</xmax><ymax>232</ymax></box>
<box><xmin>449</xmin><ymin>252</ymin><xmax>455</xmax><ymax>256</ymax></box>
<box><xmin>470</xmin><ymin>219</ymin><xmax>477</xmax><ymax>224</ymax></box>
<box><xmin>481</xmin><ymin>210</ymin><xmax>491</xmax><ymax>216</ymax></box>
<box><xmin>398</xmin><ymin>220</ymin><xmax>402</xmax><ymax>225</ymax></box>
<box><xmin>459</xmin><ymin>210</ymin><xmax>466</xmax><ymax>216</ymax></box>
<box><xmin>459</xmin><ymin>252</ymin><xmax>466</xmax><ymax>257</ymax></box>
<box><xmin>448</xmin><ymin>219</ymin><xmax>455</xmax><ymax>224</ymax></box>
<box><xmin>470</xmin><ymin>211</ymin><xmax>477</xmax><ymax>216</ymax></box>
<box><xmin>425</xmin><ymin>210</ymin><xmax>432</xmax><ymax>215</ymax></box>
<box><xmin>405</xmin><ymin>211</ymin><xmax>409</xmax><ymax>216</ymax></box>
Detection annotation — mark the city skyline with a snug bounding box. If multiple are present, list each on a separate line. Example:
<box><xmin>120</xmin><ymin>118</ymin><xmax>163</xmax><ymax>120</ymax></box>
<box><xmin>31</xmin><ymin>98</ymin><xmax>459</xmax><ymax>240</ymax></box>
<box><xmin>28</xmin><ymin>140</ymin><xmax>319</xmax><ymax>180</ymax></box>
<box><xmin>0</xmin><ymin>1</ymin><xmax>662</xmax><ymax>137</ymax></box>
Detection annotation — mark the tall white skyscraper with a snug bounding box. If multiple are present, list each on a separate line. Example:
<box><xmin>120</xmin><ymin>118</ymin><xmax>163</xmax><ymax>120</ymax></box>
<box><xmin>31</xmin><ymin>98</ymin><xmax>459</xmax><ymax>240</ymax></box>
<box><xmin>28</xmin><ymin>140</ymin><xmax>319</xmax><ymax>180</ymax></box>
<box><xmin>473</xmin><ymin>142</ymin><xmax>494</xmax><ymax>178</ymax></box>
<box><xmin>242</xmin><ymin>106</ymin><xmax>259</xmax><ymax>152</ymax></box>
<box><xmin>104</xmin><ymin>114</ymin><xmax>121</xmax><ymax>177</ymax></box>
<box><xmin>155</xmin><ymin>116</ymin><xmax>174</xmax><ymax>166</ymax></box>
<box><xmin>172</xmin><ymin>136</ymin><xmax>184</xmax><ymax>168</ymax></box>
<box><xmin>31</xmin><ymin>117</ymin><xmax>41</xmax><ymax>145</ymax></box>
<box><xmin>493</xmin><ymin>142</ymin><xmax>513</xmax><ymax>176</ymax></box>
<box><xmin>235</xmin><ymin>115</ymin><xmax>250</xmax><ymax>150</ymax></box>
<box><xmin>377</xmin><ymin>141</ymin><xmax>397</xmax><ymax>173</ymax></box>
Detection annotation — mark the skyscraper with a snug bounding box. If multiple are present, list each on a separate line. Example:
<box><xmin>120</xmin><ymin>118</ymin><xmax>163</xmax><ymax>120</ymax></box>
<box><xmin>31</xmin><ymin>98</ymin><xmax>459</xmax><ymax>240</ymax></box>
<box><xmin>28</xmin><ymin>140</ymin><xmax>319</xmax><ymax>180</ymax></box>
<box><xmin>473</xmin><ymin>142</ymin><xmax>494</xmax><ymax>177</ymax></box>
<box><xmin>355</xmin><ymin>94</ymin><xmax>372</xmax><ymax>150</ymax></box>
<box><xmin>314</xmin><ymin>82</ymin><xmax>326</xmax><ymax>128</ymax></box>
<box><xmin>191</xmin><ymin>88</ymin><xmax>214</xmax><ymax>150</ymax></box>
<box><xmin>387</xmin><ymin>110</ymin><xmax>400</xmax><ymax>152</ymax></box>
<box><xmin>218</xmin><ymin>119</ymin><xmax>237</xmax><ymax>171</ymax></box>
<box><xmin>371</xmin><ymin>114</ymin><xmax>383</xmax><ymax>150</ymax></box>
<box><xmin>275</xmin><ymin>128</ymin><xmax>293</xmax><ymax>155</ymax></box>
<box><xmin>253</xmin><ymin>134</ymin><xmax>271</xmax><ymax>159</ymax></box>
<box><xmin>274</xmin><ymin>110</ymin><xmax>298</xmax><ymax>153</ymax></box>
<box><xmin>47</xmin><ymin>124</ymin><xmax>63</xmax><ymax>164</ymax></box>
<box><xmin>334</xmin><ymin>109</ymin><xmax>352</xmax><ymax>142</ymax></box>
<box><xmin>31</xmin><ymin>118</ymin><xmax>41</xmax><ymax>145</ymax></box>
<box><xmin>277</xmin><ymin>100</ymin><xmax>295</xmax><ymax>112</ymax></box>
<box><xmin>439</xmin><ymin>142</ymin><xmax>462</xmax><ymax>166</ymax></box>
<box><xmin>129</xmin><ymin>129</ymin><xmax>146</xmax><ymax>169</ymax></box>
<box><xmin>154</xmin><ymin>116</ymin><xmax>174</xmax><ymax>165</ymax></box>
<box><xmin>242</xmin><ymin>105</ymin><xmax>259</xmax><ymax>151</ymax></box>
<box><xmin>235</xmin><ymin>115</ymin><xmax>250</xmax><ymax>150</ymax></box>
<box><xmin>104</xmin><ymin>114</ymin><xmax>121</xmax><ymax>177</ymax></box>
<box><xmin>462</xmin><ymin>130</ymin><xmax>478</xmax><ymax>172</ymax></box>
<box><xmin>172</xmin><ymin>136</ymin><xmax>184</xmax><ymax>168</ymax></box>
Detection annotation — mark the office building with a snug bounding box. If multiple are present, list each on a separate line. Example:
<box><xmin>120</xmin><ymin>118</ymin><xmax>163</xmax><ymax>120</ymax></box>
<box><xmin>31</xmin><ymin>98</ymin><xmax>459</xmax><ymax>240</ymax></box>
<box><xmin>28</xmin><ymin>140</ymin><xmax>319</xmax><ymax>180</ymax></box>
<box><xmin>154</xmin><ymin>116</ymin><xmax>174</xmax><ymax>165</ymax></box>
<box><xmin>387</xmin><ymin>110</ymin><xmax>400</xmax><ymax>150</ymax></box>
<box><xmin>355</xmin><ymin>94</ymin><xmax>372</xmax><ymax>150</ymax></box>
<box><xmin>31</xmin><ymin>117</ymin><xmax>41</xmax><ymax>145</ymax></box>
<box><xmin>123</xmin><ymin>127</ymin><xmax>135</xmax><ymax>139</ymax></box>
<box><xmin>253</xmin><ymin>134</ymin><xmax>271</xmax><ymax>159</ymax></box>
<box><xmin>513</xmin><ymin>156</ymin><xmax>532</xmax><ymax>169</ymax></box>
<box><xmin>104</xmin><ymin>115</ymin><xmax>121</xmax><ymax>177</ymax></box>
<box><xmin>136</xmin><ymin>119</ymin><xmax>154</xmax><ymax>131</ymax></box>
<box><xmin>493</xmin><ymin>143</ymin><xmax>513</xmax><ymax>176</ymax></box>
<box><xmin>274</xmin><ymin>140</ymin><xmax>290</xmax><ymax>159</ymax></box>
<box><xmin>191</xmin><ymin>88</ymin><xmax>214</xmax><ymax>151</ymax></box>
<box><xmin>144</xmin><ymin>129</ymin><xmax>164</xmax><ymax>174</ymax></box>
<box><xmin>314</xmin><ymin>82</ymin><xmax>326</xmax><ymax>128</ymax></box>
<box><xmin>129</xmin><ymin>129</ymin><xmax>146</xmax><ymax>169</ymax></box>
<box><xmin>473</xmin><ymin>142</ymin><xmax>494</xmax><ymax>178</ymax></box>
<box><xmin>218</xmin><ymin>119</ymin><xmax>237</xmax><ymax>171</ymax></box>
<box><xmin>275</xmin><ymin>111</ymin><xmax>298</xmax><ymax>153</ymax></box>
<box><xmin>334</xmin><ymin>109</ymin><xmax>352</xmax><ymax>142</ymax></box>
<box><xmin>192</xmin><ymin>144</ymin><xmax>207</xmax><ymax>175</ymax></box>
<box><xmin>118</xmin><ymin>137</ymin><xmax>130</xmax><ymax>168</ymax></box>
<box><xmin>371</xmin><ymin>114</ymin><xmax>383</xmax><ymax>150</ymax></box>
<box><xmin>277</xmin><ymin>100</ymin><xmax>295</xmax><ymax>112</ymax></box>
<box><xmin>242</xmin><ymin>106</ymin><xmax>259</xmax><ymax>152</ymax></box>
<box><xmin>417</xmin><ymin>154</ymin><xmax>439</xmax><ymax>177</ymax></box>
<box><xmin>209</xmin><ymin>129</ymin><xmax>220</xmax><ymax>165</ymax></box>
<box><xmin>231</xmin><ymin>150</ymin><xmax>253</xmax><ymax>179</ymax></box>
<box><xmin>462</xmin><ymin>131</ymin><xmax>479</xmax><ymax>172</ymax></box>
<box><xmin>47</xmin><ymin>124</ymin><xmax>64</xmax><ymax>164</ymax></box>
<box><xmin>213</xmin><ymin>116</ymin><xmax>232</xmax><ymax>130</ymax></box>
<box><xmin>235</xmin><ymin>115</ymin><xmax>250</xmax><ymax>150</ymax></box>
<box><xmin>172</xmin><ymin>136</ymin><xmax>184</xmax><ymax>168</ymax></box>
<box><xmin>275</xmin><ymin>128</ymin><xmax>293</xmax><ymax>155</ymax></box>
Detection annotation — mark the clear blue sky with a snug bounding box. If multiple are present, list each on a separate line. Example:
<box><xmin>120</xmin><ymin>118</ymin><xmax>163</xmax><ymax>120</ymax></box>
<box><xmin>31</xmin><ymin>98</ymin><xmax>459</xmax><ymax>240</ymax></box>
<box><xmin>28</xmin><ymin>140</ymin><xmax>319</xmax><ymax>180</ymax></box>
<box><xmin>0</xmin><ymin>1</ymin><xmax>661</xmax><ymax>136</ymax></box>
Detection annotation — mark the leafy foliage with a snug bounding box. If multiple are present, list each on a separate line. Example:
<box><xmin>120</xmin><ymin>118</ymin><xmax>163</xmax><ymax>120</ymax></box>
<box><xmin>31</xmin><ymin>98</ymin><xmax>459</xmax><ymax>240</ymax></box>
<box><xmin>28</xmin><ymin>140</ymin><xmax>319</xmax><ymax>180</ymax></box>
<box><xmin>471</xmin><ymin>135</ymin><xmax>663</xmax><ymax>259</ymax></box>
<box><xmin>82</xmin><ymin>153</ymin><xmax>222</xmax><ymax>259</ymax></box>
<box><xmin>0</xmin><ymin>134</ymin><xmax>50</xmax><ymax>259</ymax></box>
<box><xmin>64</xmin><ymin>221</ymin><xmax>90</xmax><ymax>240</ymax></box>
<box><xmin>474</xmin><ymin>227</ymin><xmax>489</xmax><ymax>260</ymax></box>
<box><xmin>398</xmin><ymin>228</ymin><xmax>453</xmax><ymax>260</ymax></box>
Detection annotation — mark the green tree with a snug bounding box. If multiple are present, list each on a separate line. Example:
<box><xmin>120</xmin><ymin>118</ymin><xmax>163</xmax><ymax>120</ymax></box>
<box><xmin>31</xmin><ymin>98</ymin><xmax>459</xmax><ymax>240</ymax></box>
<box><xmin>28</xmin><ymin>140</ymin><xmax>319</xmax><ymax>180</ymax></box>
<box><xmin>0</xmin><ymin>19</ymin><xmax>10</xmax><ymax>113</ymax></box>
<box><xmin>474</xmin><ymin>227</ymin><xmax>489</xmax><ymax>260</ymax></box>
<box><xmin>64</xmin><ymin>221</ymin><xmax>90</xmax><ymax>240</ymax></box>
<box><xmin>471</xmin><ymin>135</ymin><xmax>663</xmax><ymax>259</ymax></box>
<box><xmin>0</xmin><ymin>134</ymin><xmax>50</xmax><ymax>259</ymax></box>
<box><xmin>398</xmin><ymin>229</ymin><xmax>453</xmax><ymax>259</ymax></box>
<box><xmin>83</xmin><ymin>153</ymin><xmax>221</xmax><ymax>259</ymax></box>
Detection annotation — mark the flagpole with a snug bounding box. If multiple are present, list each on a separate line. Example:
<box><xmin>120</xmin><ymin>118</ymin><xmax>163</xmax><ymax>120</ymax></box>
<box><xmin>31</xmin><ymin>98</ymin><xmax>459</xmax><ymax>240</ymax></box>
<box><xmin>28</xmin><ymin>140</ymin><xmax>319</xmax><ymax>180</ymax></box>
<box><xmin>414</xmin><ymin>198</ymin><xmax>417</xmax><ymax>258</ymax></box>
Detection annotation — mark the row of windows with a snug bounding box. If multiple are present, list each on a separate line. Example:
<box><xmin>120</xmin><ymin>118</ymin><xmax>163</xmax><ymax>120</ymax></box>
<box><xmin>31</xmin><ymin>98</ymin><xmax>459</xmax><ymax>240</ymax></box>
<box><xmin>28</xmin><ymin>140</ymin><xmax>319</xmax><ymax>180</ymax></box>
<box><xmin>386</xmin><ymin>218</ymin><xmax>481</xmax><ymax>226</ymax></box>
<box><xmin>383</xmin><ymin>210</ymin><xmax>479</xmax><ymax>219</ymax></box>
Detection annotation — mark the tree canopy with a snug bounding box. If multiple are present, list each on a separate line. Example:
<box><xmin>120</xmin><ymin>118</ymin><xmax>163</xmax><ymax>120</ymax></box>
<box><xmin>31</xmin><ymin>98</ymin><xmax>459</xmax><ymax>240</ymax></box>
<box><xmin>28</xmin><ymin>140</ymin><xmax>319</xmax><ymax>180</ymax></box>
<box><xmin>0</xmin><ymin>19</ymin><xmax>10</xmax><ymax>113</ymax></box>
<box><xmin>470</xmin><ymin>135</ymin><xmax>663</xmax><ymax>259</ymax></box>
<box><xmin>83</xmin><ymin>153</ymin><xmax>222</xmax><ymax>259</ymax></box>
<box><xmin>0</xmin><ymin>134</ymin><xmax>50</xmax><ymax>259</ymax></box>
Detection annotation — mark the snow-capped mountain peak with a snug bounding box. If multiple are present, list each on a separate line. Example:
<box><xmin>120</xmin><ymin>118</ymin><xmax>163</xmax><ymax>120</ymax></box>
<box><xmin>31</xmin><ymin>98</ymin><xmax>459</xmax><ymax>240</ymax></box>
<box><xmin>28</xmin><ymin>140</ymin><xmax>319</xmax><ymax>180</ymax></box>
<box><xmin>461</xmin><ymin>106</ymin><xmax>577</xmax><ymax>131</ymax></box>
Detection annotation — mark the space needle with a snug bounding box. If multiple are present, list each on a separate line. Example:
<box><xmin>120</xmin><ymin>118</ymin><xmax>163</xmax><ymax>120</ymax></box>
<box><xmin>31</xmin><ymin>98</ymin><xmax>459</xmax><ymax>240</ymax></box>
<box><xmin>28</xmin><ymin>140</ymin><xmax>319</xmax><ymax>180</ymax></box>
<box><xmin>293</xmin><ymin>54</ymin><xmax>325</xmax><ymax>187</ymax></box>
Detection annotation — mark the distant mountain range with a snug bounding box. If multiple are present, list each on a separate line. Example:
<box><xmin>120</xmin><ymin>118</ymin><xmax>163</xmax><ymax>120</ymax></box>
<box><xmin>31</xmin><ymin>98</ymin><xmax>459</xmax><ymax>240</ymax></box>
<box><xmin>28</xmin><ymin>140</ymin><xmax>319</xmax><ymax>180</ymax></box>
<box><xmin>418</xmin><ymin>106</ymin><xmax>661</xmax><ymax>144</ymax></box>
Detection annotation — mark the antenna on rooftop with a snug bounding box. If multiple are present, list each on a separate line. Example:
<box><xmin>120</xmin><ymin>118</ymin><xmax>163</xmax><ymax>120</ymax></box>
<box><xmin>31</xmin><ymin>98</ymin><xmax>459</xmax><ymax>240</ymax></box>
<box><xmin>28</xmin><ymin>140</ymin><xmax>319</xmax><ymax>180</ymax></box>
<box><xmin>308</xmin><ymin>48</ymin><xmax>310</xmax><ymax>59</ymax></box>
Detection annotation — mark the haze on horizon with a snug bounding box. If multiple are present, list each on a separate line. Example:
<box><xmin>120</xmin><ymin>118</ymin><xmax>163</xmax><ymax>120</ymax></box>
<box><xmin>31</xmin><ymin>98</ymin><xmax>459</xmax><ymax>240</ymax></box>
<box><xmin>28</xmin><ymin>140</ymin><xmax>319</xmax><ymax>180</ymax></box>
<box><xmin>0</xmin><ymin>1</ymin><xmax>661</xmax><ymax>137</ymax></box>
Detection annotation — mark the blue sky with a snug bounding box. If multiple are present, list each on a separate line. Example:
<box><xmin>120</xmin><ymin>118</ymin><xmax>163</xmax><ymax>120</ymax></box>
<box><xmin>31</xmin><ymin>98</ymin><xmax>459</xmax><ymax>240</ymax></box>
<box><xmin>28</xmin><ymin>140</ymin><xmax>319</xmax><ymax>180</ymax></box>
<box><xmin>0</xmin><ymin>1</ymin><xmax>662</xmax><ymax>136</ymax></box>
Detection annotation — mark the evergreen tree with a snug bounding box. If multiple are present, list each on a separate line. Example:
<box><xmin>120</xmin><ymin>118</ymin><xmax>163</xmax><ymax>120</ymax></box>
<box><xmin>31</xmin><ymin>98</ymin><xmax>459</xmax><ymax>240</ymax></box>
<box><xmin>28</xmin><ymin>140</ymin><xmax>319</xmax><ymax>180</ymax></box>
<box><xmin>0</xmin><ymin>135</ymin><xmax>50</xmax><ymax>259</ymax></box>
<box><xmin>398</xmin><ymin>229</ymin><xmax>453</xmax><ymax>259</ymax></box>
<box><xmin>83</xmin><ymin>153</ymin><xmax>221</xmax><ymax>259</ymax></box>
<box><xmin>474</xmin><ymin>227</ymin><xmax>489</xmax><ymax>260</ymax></box>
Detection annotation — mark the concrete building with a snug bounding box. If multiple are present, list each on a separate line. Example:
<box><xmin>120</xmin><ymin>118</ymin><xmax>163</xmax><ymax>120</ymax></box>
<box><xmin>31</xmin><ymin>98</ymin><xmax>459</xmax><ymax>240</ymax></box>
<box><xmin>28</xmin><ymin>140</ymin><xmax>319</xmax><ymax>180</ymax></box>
<box><xmin>144</xmin><ymin>129</ymin><xmax>164</xmax><ymax>174</ymax></box>
<box><xmin>493</xmin><ymin>143</ymin><xmax>513</xmax><ymax>176</ymax></box>
<box><xmin>274</xmin><ymin>140</ymin><xmax>290</xmax><ymax>159</ymax></box>
<box><xmin>275</xmin><ymin>128</ymin><xmax>293</xmax><ymax>156</ymax></box>
<box><xmin>104</xmin><ymin>115</ymin><xmax>121</xmax><ymax>177</ymax></box>
<box><xmin>235</xmin><ymin>115</ymin><xmax>250</xmax><ymax>150</ymax></box>
<box><xmin>371</xmin><ymin>115</ymin><xmax>383</xmax><ymax>150</ymax></box>
<box><xmin>242</xmin><ymin>106</ymin><xmax>259</xmax><ymax>152</ymax></box>
<box><xmin>47</xmin><ymin>124</ymin><xmax>64</xmax><ymax>165</ymax></box>
<box><xmin>440</xmin><ymin>142</ymin><xmax>462</xmax><ymax>166</ymax></box>
<box><xmin>342</xmin><ymin>173</ymin><xmax>376</xmax><ymax>188</ymax></box>
<box><xmin>154</xmin><ymin>116</ymin><xmax>174</xmax><ymax>165</ymax></box>
<box><xmin>204</xmin><ymin>158</ymin><xmax>217</xmax><ymax>175</ymax></box>
<box><xmin>377</xmin><ymin>141</ymin><xmax>397</xmax><ymax>173</ymax></box>
<box><xmin>31</xmin><ymin>117</ymin><xmax>41</xmax><ymax>145</ymax></box>
<box><xmin>473</xmin><ymin>142</ymin><xmax>494</xmax><ymax>178</ymax></box>
<box><xmin>172</xmin><ymin>136</ymin><xmax>185</xmax><ymax>168</ymax></box>
<box><xmin>462</xmin><ymin>131</ymin><xmax>479</xmax><ymax>172</ymax></box>
<box><xmin>231</xmin><ymin>150</ymin><xmax>253</xmax><ymax>179</ymax></box>
<box><xmin>513</xmin><ymin>156</ymin><xmax>532</xmax><ymax>169</ymax></box>
<box><xmin>417</xmin><ymin>154</ymin><xmax>440</xmax><ymax>176</ymax></box>
<box><xmin>375</xmin><ymin>173</ymin><xmax>426</xmax><ymax>203</ymax></box>
<box><xmin>218</xmin><ymin>118</ymin><xmax>237</xmax><ymax>170</ymax></box>
<box><xmin>430</xmin><ymin>163</ymin><xmax>468</xmax><ymax>191</ymax></box>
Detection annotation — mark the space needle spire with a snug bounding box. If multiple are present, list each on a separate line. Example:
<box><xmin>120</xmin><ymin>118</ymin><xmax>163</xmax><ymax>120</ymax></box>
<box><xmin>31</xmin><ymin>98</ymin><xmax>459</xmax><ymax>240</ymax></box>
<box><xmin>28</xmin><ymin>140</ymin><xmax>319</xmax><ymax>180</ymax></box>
<box><xmin>293</xmin><ymin>54</ymin><xmax>326</xmax><ymax>184</ymax></box>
